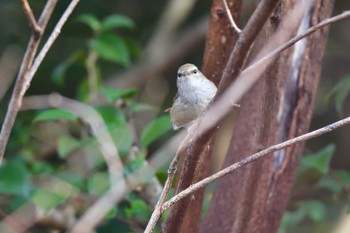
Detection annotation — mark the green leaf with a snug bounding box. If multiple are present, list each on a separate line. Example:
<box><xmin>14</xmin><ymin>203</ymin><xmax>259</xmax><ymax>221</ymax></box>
<box><xmin>101</xmin><ymin>15</ymin><xmax>135</xmax><ymax>31</ymax></box>
<box><xmin>100</xmin><ymin>87</ymin><xmax>138</xmax><ymax>102</ymax></box>
<box><xmin>94</xmin><ymin>105</ymin><xmax>126</xmax><ymax>126</ymax></box>
<box><xmin>30</xmin><ymin>161</ymin><xmax>55</xmax><ymax>175</ymax></box>
<box><xmin>89</xmin><ymin>33</ymin><xmax>130</xmax><ymax>66</ymax></box>
<box><xmin>34</xmin><ymin>109</ymin><xmax>78</xmax><ymax>123</ymax></box>
<box><xmin>124</xmin><ymin>151</ymin><xmax>145</xmax><ymax>175</ymax></box>
<box><xmin>325</xmin><ymin>76</ymin><xmax>350</xmax><ymax>116</ymax></box>
<box><xmin>52</xmin><ymin>63</ymin><xmax>68</xmax><ymax>86</ymax></box>
<box><xmin>32</xmin><ymin>188</ymin><xmax>66</xmax><ymax>212</ymax></box>
<box><xmin>127</xmin><ymin>101</ymin><xmax>157</xmax><ymax>113</ymax></box>
<box><xmin>125</xmin><ymin>38</ymin><xmax>142</xmax><ymax>58</ymax></box>
<box><xmin>57</xmin><ymin>135</ymin><xmax>81</xmax><ymax>158</ymax></box>
<box><xmin>125</xmin><ymin>199</ymin><xmax>149</xmax><ymax>219</ymax></box>
<box><xmin>301</xmin><ymin>144</ymin><xmax>335</xmax><ymax>174</ymax></box>
<box><xmin>0</xmin><ymin>160</ymin><xmax>31</xmax><ymax>197</ymax></box>
<box><xmin>106</xmin><ymin>207</ymin><xmax>118</xmax><ymax>219</ymax></box>
<box><xmin>124</xmin><ymin>194</ymin><xmax>149</xmax><ymax>220</ymax></box>
<box><xmin>87</xmin><ymin>172</ymin><xmax>109</xmax><ymax>195</ymax></box>
<box><xmin>317</xmin><ymin>176</ymin><xmax>342</xmax><ymax>193</ymax></box>
<box><xmin>335</xmin><ymin>170</ymin><xmax>350</xmax><ymax>186</ymax></box>
<box><xmin>52</xmin><ymin>50</ymin><xmax>86</xmax><ymax>86</ymax></box>
<box><xmin>279</xmin><ymin>209</ymin><xmax>306</xmax><ymax>233</ymax></box>
<box><xmin>56</xmin><ymin>172</ymin><xmax>85</xmax><ymax>189</ymax></box>
<box><xmin>76</xmin><ymin>14</ymin><xmax>101</xmax><ymax>32</ymax></box>
<box><xmin>109</xmin><ymin>125</ymin><xmax>133</xmax><ymax>157</ymax></box>
<box><xmin>298</xmin><ymin>201</ymin><xmax>326</xmax><ymax>222</ymax></box>
<box><xmin>140</xmin><ymin>115</ymin><xmax>172</xmax><ymax>148</ymax></box>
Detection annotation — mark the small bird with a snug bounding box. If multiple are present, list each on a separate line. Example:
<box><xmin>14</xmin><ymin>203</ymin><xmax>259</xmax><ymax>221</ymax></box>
<box><xmin>166</xmin><ymin>63</ymin><xmax>217</xmax><ymax>130</ymax></box>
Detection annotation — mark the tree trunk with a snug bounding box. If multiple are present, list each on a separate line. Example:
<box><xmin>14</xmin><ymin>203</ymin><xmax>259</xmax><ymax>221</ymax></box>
<box><xmin>201</xmin><ymin>1</ymin><xmax>334</xmax><ymax>233</ymax></box>
<box><xmin>161</xmin><ymin>1</ymin><xmax>241</xmax><ymax>233</ymax></box>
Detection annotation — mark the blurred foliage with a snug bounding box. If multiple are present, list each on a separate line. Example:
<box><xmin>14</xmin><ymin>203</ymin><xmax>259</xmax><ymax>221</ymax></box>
<box><xmin>0</xmin><ymin>0</ymin><xmax>349</xmax><ymax>232</ymax></box>
<box><xmin>279</xmin><ymin>145</ymin><xmax>350</xmax><ymax>233</ymax></box>
<box><xmin>326</xmin><ymin>76</ymin><xmax>350</xmax><ymax>117</ymax></box>
<box><xmin>0</xmin><ymin>10</ymin><xmax>171</xmax><ymax>232</ymax></box>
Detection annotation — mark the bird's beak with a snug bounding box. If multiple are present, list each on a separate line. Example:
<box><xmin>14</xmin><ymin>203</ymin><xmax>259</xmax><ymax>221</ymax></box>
<box><xmin>182</xmin><ymin>71</ymin><xmax>191</xmax><ymax>77</ymax></box>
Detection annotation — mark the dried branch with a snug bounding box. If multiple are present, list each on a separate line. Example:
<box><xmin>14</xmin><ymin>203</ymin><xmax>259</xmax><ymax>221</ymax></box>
<box><xmin>144</xmin><ymin>133</ymin><xmax>191</xmax><ymax>233</ymax></box>
<box><xmin>160</xmin><ymin>1</ymin><xmax>279</xmax><ymax>232</ymax></box>
<box><xmin>197</xmin><ymin>3</ymin><xmax>349</xmax><ymax>139</ymax></box>
<box><xmin>217</xmin><ymin>0</ymin><xmax>279</xmax><ymax>91</ymax></box>
<box><xmin>22</xmin><ymin>94</ymin><xmax>124</xmax><ymax>184</ymax></box>
<box><xmin>0</xmin><ymin>0</ymin><xmax>79</xmax><ymax>163</ymax></box>
<box><xmin>143</xmin><ymin>4</ymin><xmax>350</xmax><ymax>228</ymax></box>
<box><xmin>20</xmin><ymin>0</ymin><xmax>42</xmax><ymax>36</ymax></box>
<box><xmin>21</xmin><ymin>94</ymin><xmax>129</xmax><ymax>232</ymax></box>
<box><xmin>26</xmin><ymin>0</ymin><xmax>81</xmax><ymax>85</ymax></box>
<box><xmin>221</xmin><ymin>0</ymin><xmax>241</xmax><ymax>33</ymax></box>
<box><xmin>163</xmin><ymin>115</ymin><xmax>350</xmax><ymax>211</ymax></box>
<box><xmin>243</xmin><ymin>10</ymin><xmax>350</xmax><ymax>76</ymax></box>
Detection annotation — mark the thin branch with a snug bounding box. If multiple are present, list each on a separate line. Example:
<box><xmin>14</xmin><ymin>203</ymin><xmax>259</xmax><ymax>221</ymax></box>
<box><xmin>197</xmin><ymin>2</ymin><xmax>349</xmax><ymax>139</ymax></box>
<box><xmin>22</xmin><ymin>94</ymin><xmax>124</xmax><ymax>184</ymax></box>
<box><xmin>20</xmin><ymin>0</ymin><xmax>42</xmax><ymax>36</ymax></box>
<box><xmin>243</xmin><ymin>10</ymin><xmax>350</xmax><ymax>76</ymax></box>
<box><xmin>217</xmin><ymin>0</ymin><xmax>279</xmax><ymax>92</ymax></box>
<box><xmin>144</xmin><ymin>134</ymin><xmax>190</xmax><ymax>233</ymax></box>
<box><xmin>221</xmin><ymin>0</ymin><xmax>241</xmax><ymax>33</ymax></box>
<box><xmin>26</xmin><ymin>0</ymin><xmax>81</xmax><ymax>89</ymax></box>
<box><xmin>0</xmin><ymin>0</ymin><xmax>79</xmax><ymax>163</ymax></box>
<box><xmin>154</xmin><ymin>4</ymin><xmax>350</xmax><ymax>216</ymax></box>
<box><xmin>163</xmin><ymin>115</ymin><xmax>350</xmax><ymax>211</ymax></box>
<box><xmin>0</xmin><ymin>0</ymin><xmax>58</xmax><ymax>163</ymax></box>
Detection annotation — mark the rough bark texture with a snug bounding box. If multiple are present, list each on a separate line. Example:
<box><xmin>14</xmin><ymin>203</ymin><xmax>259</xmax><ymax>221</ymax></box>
<box><xmin>161</xmin><ymin>1</ymin><xmax>241</xmax><ymax>233</ymax></box>
<box><xmin>201</xmin><ymin>1</ymin><xmax>334</xmax><ymax>233</ymax></box>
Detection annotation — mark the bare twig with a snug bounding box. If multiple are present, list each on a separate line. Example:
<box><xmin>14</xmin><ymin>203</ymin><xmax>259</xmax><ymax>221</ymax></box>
<box><xmin>22</xmin><ymin>94</ymin><xmax>124</xmax><ymax>184</ymax></box>
<box><xmin>144</xmin><ymin>133</ymin><xmax>190</xmax><ymax>233</ymax></box>
<box><xmin>143</xmin><ymin>3</ymin><xmax>350</xmax><ymax>221</ymax></box>
<box><xmin>198</xmin><ymin>4</ymin><xmax>349</xmax><ymax>139</ymax></box>
<box><xmin>20</xmin><ymin>0</ymin><xmax>42</xmax><ymax>35</ymax></box>
<box><xmin>221</xmin><ymin>0</ymin><xmax>241</xmax><ymax>33</ymax></box>
<box><xmin>0</xmin><ymin>0</ymin><xmax>79</xmax><ymax>163</ymax></box>
<box><xmin>70</xmin><ymin>152</ymin><xmax>162</xmax><ymax>232</ymax></box>
<box><xmin>27</xmin><ymin>0</ymin><xmax>81</xmax><ymax>86</ymax></box>
<box><xmin>243</xmin><ymin>10</ymin><xmax>350</xmax><ymax>76</ymax></box>
<box><xmin>163</xmin><ymin>115</ymin><xmax>350</xmax><ymax>211</ymax></box>
<box><xmin>218</xmin><ymin>0</ymin><xmax>279</xmax><ymax>92</ymax></box>
<box><xmin>160</xmin><ymin>0</ymin><xmax>279</xmax><ymax>231</ymax></box>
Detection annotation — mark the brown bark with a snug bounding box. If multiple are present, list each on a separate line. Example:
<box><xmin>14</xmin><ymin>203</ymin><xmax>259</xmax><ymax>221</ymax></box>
<box><xmin>201</xmin><ymin>1</ymin><xmax>334</xmax><ymax>233</ymax></box>
<box><xmin>162</xmin><ymin>1</ymin><xmax>242</xmax><ymax>233</ymax></box>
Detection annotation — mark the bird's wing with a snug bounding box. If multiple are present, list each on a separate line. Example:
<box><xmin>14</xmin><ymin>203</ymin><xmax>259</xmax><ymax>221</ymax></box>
<box><xmin>164</xmin><ymin>92</ymin><xmax>179</xmax><ymax>112</ymax></box>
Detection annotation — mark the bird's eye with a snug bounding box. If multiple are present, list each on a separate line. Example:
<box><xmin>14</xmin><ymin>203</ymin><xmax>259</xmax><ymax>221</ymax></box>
<box><xmin>192</xmin><ymin>69</ymin><xmax>198</xmax><ymax>74</ymax></box>
<box><xmin>178</xmin><ymin>73</ymin><xmax>181</xmax><ymax>77</ymax></box>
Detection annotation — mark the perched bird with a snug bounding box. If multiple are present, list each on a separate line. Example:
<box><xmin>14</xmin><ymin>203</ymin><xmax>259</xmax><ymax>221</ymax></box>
<box><xmin>166</xmin><ymin>63</ymin><xmax>217</xmax><ymax>130</ymax></box>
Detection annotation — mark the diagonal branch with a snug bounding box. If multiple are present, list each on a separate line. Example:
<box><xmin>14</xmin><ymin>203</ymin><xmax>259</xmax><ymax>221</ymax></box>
<box><xmin>144</xmin><ymin>133</ymin><xmax>191</xmax><ymax>233</ymax></box>
<box><xmin>20</xmin><ymin>0</ymin><xmax>42</xmax><ymax>36</ymax></box>
<box><xmin>217</xmin><ymin>0</ymin><xmax>279</xmax><ymax>92</ymax></box>
<box><xmin>221</xmin><ymin>0</ymin><xmax>241</xmax><ymax>33</ymax></box>
<box><xmin>242</xmin><ymin>10</ymin><xmax>350</xmax><ymax>75</ymax></box>
<box><xmin>162</xmin><ymin>115</ymin><xmax>350</xmax><ymax>211</ymax></box>
<box><xmin>150</xmin><ymin>5</ymin><xmax>350</xmax><ymax>220</ymax></box>
<box><xmin>197</xmin><ymin>6</ymin><xmax>350</xmax><ymax>140</ymax></box>
<box><xmin>0</xmin><ymin>0</ymin><xmax>80</xmax><ymax>163</ymax></box>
